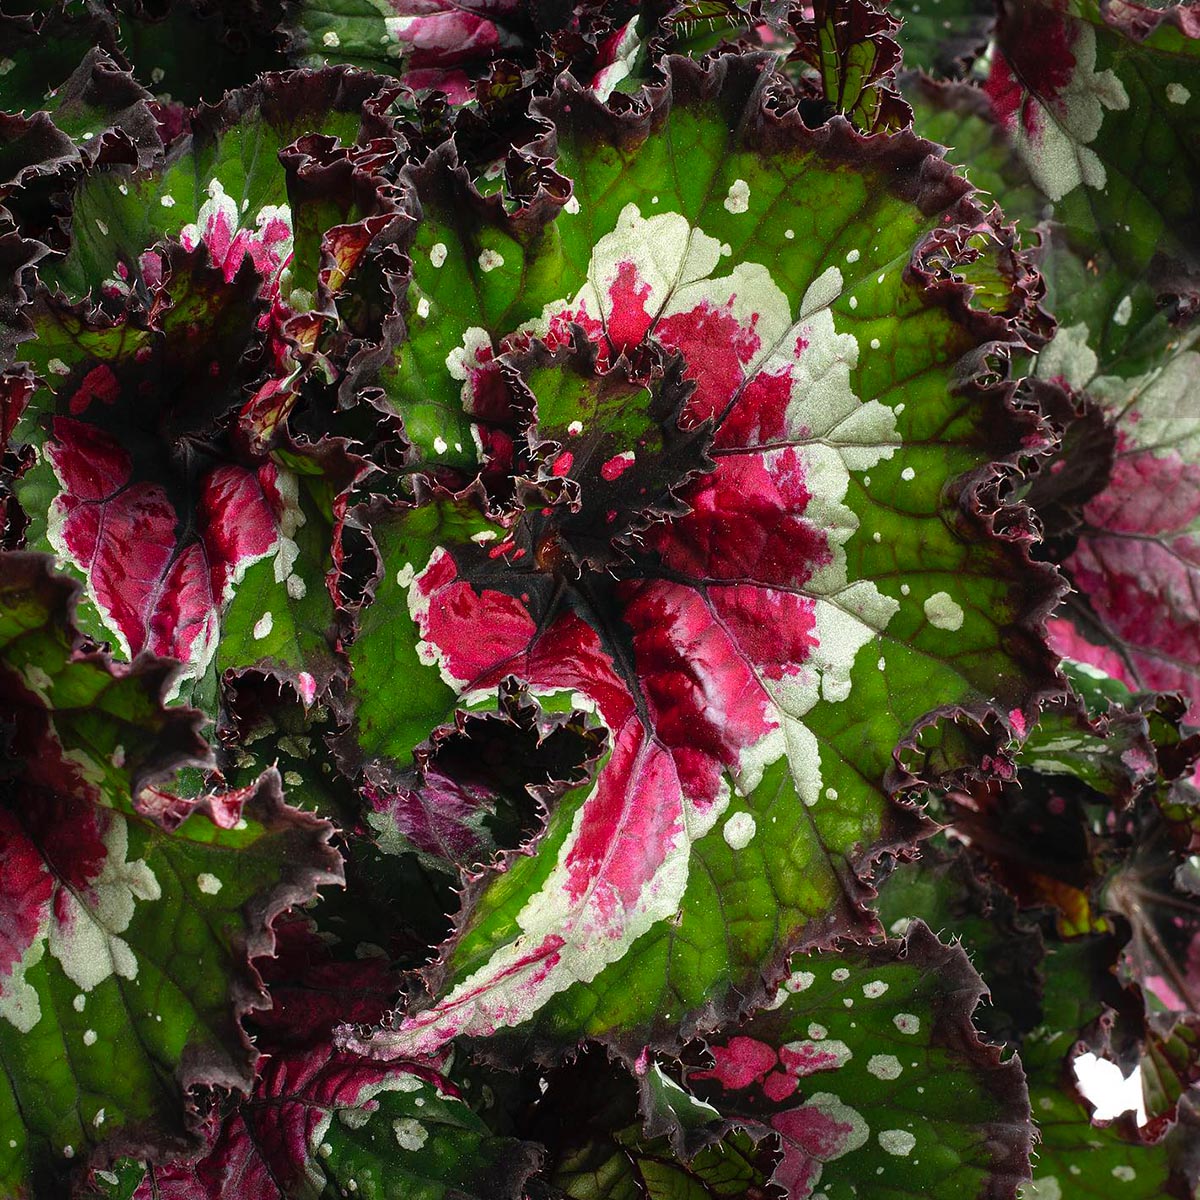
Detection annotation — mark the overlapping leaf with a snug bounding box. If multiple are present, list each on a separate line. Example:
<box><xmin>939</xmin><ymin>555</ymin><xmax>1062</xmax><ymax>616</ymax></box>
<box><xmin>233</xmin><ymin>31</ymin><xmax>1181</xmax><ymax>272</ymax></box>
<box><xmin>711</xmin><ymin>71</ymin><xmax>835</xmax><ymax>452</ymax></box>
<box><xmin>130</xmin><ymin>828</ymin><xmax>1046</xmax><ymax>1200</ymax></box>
<box><xmin>4</xmin><ymin>244</ymin><xmax>343</xmax><ymax>714</ymax></box>
<box><xmin>335</xmin><ymin>52</ymin><xmax>1060</xmax><ymax>1064</ymax></box>
<box><xmin>0</xmin><ymin>555</ymin><xmax>343</xmax><ymax>1196</ymax></box>
<box><xmin>970</xmin><ymin>0</ymin><xmax>1200</xmax><ymax>711</ymax></box>
<box><xmin>675</xmin><ymin>923</ymin><xmax>1030</xmax><ymax>1199</ymax></box>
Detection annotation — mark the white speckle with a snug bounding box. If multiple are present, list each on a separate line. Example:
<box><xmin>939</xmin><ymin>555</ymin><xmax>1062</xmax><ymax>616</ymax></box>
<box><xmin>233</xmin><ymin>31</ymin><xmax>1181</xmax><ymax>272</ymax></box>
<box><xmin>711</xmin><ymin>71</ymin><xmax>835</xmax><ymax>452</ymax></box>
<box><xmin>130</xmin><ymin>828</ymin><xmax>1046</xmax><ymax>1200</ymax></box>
<box><xmin>286</xmin><ymin>573</ymin><xmax>307</xmax><ymax>600</ymax></box>
<box><xmin>723</xmin><ymin>178</ymin><xmax>750</xmax><ymax>214</ymax></box>
<box><xmin>284</xmin><ymin>771</ymin><xmax>303</xmax><ymax>786</ymax></box>
<box><xmin>197</xmin><ymin>873</ymin><xmax>222</xmax><ymax>895</ymax></box>
<box><xmin>416</xmin><ymin>297</ymin><xmax>430</xmax><ymax>319</ymax></box>
<box><xmin>1113</xmin><ymin>295</ymin><xmax>1132</xmax><ymax>326</ymax></box>
<box><xmin>1112</xmin><ymin>1166</ymin><xmax>1136</xmax><ymax>1181</ymax></box>
<box><xmin>470</xmin><ymin>530</ymin><xmax>498</xmax><ymax>544</ymax></box>
<box><xmin>900</xmin><ymin>467</ymin><xmax>915</xmax><ymax>481</ymax></box>
<box><xmin>429</xmin><ymin>242</ymin><xmax>447</xmax><ymax>268</ymax></box>
<box><xmin>870</xmin><ymin>338</ymin><xmax>880</xmax><ymax>349</ymax></box>
<box><xmin>849</xmin><ymin>296</ymin><xmax>858</xmax><ymax>309</ymax></box>
<box><xmin>82</xmin><ymin>132</ymin><xmax>94</xmax><ymax>142</ymax></box>
<box><xmin>832</xmin><ymin>968</ymin><xmax>850</xmax><ymax>982</ymax></box>
<box><xmin>395</xmin><ymin>563</ymin><xmax>415</xmax><ymax>588</ymax></box>
<box><xmin>868</xmin><ymin>1054</ymin><xmax>902</xmax><ymax>1080</ymax></box>
<box><xmin>322</xmin><ymin>29</ymin><xmax>341</xmax><ymax>47</ymax></box>
<box><xmin>900</xmin><ymin>584</ymin><xmax>910</xmax><ymax>596</ymax></box>
<box><xmin>1021</xmin><ymin>1178</ymin><xmax>1062</xmax><ymax>1200</ymax></box>
<box><xmin>895</xmin><ymin>403</ymin><xmax>905</xmax><ymax>414</ymax></box>
<box><xmin>564</xmin><ymin>195</ymin><xmax>580</xmax><ymax>214</ymax></box>
<box><xmin>879</xmin><ymin>1129</ymin><xmax>916</xmax><ymax>1156</ymax></box>
<box><xmin>319</xmin><ymin>1142</ymin><xmax>333</xmax><ymax>1158</ymax></box>
<box><xmin>652</xmin><ymin>195</ymin><xmax>659</xmax><ymax>204</ymax></box>
<box><xmin>923</xmin><ymin>592</ymin><xmax>964</xmax><ymax>631</ymax></box>
<box><xmin>63</xmin><ymin>1146</ymin><xmax>74</xmax><ymax>1159</ymax></box>
<box><xmin>872</xmin><ymin>531</ymin><xmax>882</xmax><ymax>543</ymax></box>
<box><xmin>73</xmin><ymin>994</ymin><xmax>86</xmax><ymax>1012</ymax></box>
<box><xmin>1167</xmin><ymin>83</ymin><xmax>1190</xmax><ymax>104</ymax></box>
<box><xmin>809</xmin><ymin>1023</ymin><xmax>827</xmax><ymax>1039</ymax></box>
<box><xmin>722</xmin><ymin>811</ymin><xmax>757</xmax><ymax>849</ymax></box>
<box><xmin>889</xmin><ymin>917</ymin><xmax>912</xmax><ymax>936</ymax></box>
<box><xmin>160</xmin><ymin>195</ymin><xmax>175</xmax><ymax>207</ymax></box>
<box><xmin>825</xmin><ymin>788</ymin><xmax>838</xmax><ymax>801</ymax></box>
<box><xmin>845</xmin><ymin>249</ymin><xmax>860</xmax><ymax>263</ymax></box>
<box><xmin>784</xmin><ymin>229</ymin><xmax>795</xmax><ymax>239</ymax></box>
<box><xmin>393</xmin><ymin>1118</ymin><xmax>427</xmax><ymax>1150</ymax></box>
<box><xmin>893</xmin><ymin>1013</ymin><xmax>920</xmax><ymax>1034</ymax></box>
<box><xmin>92</xmin><ymin>1108</ymin><xmax>105</xmax><ymax>1127</ymax></box>
<box><xmin>877</xmin><ymin>657</ymin><xmax>886</xmax><ymax>671</ymax></box>
<box><xmin>720</xmin><ymin>242</ymin><xmax>732</xmax><ymax>257</ymax></box>
<box><xmin>785</xmin><ymin>970</ymin><xmax>815</xmax><ymax>994</ymax></box>
<box><xmin>567</xmin><ymin>420</ymin><xmax>583</xmax><ymax>436</ymax></box>
<box><xmin>433</xmin><ymin>436</ymin><xmax>449</xmax><ymax>454</ymax></box>
<box><xmin>47</xmin><ymin>358</ymin><xmax>70</xmax><ymax>376</ymax></box>
<box><xmin>478</xmin><ymin>249</ymin><xmax>504</xmax><ymax>272</ymax></box>
<box><xmin>95</xmin><ymin>219</ymin><xmax>109</xmax><ymax>235</ymax></box>
<box><xmin>0</xmin><ymin>59</ymin><xmax>14</xmax><ymax>75</ymax></box>
<box><xmin>877</xmin><ymin>274</ymin><xmax>886</xmax><ymax>284</ymax></box>
<box><xmin>863</xmin><ymin>980</ymin><xmax>888</xmax><ymax>998</ymax></box>
<box><xmin>252</xmin><ymin>612</ymin><xmax>273</xmax><ymax>640</ymax></box>
<box><xmin>83</xmin><ymin>1029</ymin><xmax>97</xmax><ymax>1046</ymax></box>
<box><xmin>150</xmin><ymin>67</ymin><xmax>165</xmax><ymax>84</ymax></box>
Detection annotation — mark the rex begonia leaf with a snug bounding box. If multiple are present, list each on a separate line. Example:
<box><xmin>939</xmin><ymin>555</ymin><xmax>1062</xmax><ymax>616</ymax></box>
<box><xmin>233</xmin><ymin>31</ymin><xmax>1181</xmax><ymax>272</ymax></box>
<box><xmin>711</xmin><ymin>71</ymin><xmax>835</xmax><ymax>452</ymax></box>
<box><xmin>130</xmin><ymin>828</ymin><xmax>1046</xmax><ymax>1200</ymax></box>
<box><xmin>979</xmin><ymin>2</ymin><xmax>1200</xmax><ymax>711</ymax></box>
<box><xmin>1039</xmin><ymin>326</ymin><xmax>1200</xmax><ymax>717</ymax></box>
<box><xmin>7</xmin><ymin>244</ymin><xmax>342</xmax><ymax>713</ymax></box>
<box><xmin>875</xmin><ymin>851</ymin><xmax>1200</xmax><ymax>1200</ymax></box>
<box><xmin>130</xmin><ymin>1049</ymin><xmax>541</xmax><ymax>1200</ymax></box>
<box><xmin>0</xmin><ymin>47</ymin><xmax>160</xmax><ymax>193</ymax></box>
<box><xmin>336</xmin><ymin>52</ymin><xmax>1060</xmax><ymax>1061</ymax></box>
<box><xmin>0</xmin><ymin>553</ymin><xmax>343</xmax><ymax>1196</ymax></box>
<box><xmin>107</xmin><ymin>914</ymin><xmax>541</xmax><ymax>1200</ymax></box>
<box><xmin>676</xmin><ymin>922</ymin><xmax>1030</xmax><ymax>1200</ymax></box>
<box><xmin>284</xmin><ymin>0</ymin><xmax>525</xmax><ymax>103</ymax></box>
<box><xmin>43</xmin><ymin>65</ymin><xmax>394</xmax><ymax>304</ymax></box>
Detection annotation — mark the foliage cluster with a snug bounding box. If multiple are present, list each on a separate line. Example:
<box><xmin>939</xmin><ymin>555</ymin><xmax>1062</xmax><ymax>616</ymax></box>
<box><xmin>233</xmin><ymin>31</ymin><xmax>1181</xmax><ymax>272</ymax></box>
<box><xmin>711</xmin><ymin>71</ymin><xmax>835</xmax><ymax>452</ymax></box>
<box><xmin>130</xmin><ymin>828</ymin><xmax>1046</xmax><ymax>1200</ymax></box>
<box><xmin>2</xmin><ymin>1</ymin><xmax>1200</xmax><ymax>1197</ymax></box>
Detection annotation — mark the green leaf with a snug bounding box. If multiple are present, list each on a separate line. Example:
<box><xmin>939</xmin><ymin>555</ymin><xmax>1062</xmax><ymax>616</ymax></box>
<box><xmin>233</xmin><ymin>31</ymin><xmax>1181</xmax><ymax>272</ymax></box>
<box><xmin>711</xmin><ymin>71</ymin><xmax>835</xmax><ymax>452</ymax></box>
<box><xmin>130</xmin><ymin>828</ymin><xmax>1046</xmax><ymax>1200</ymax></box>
<box><xmin>677</xmin><ymin>923</ymin><xmax>1031</xmax><ymax>1199</ymax></box>
<box><xmin>0</xmin><ymin>554</ymin><xmax>343</xmax><ymax>1196</ymax></box>
<box><xmin>44</xmin><ymin>66</ymin><xmax>390</xmax><ymax>300</ymax></box>
<box><xmin>283</xmin><ymin>0</ymin><xmax>524</xmax><ymax>89</ymax></box>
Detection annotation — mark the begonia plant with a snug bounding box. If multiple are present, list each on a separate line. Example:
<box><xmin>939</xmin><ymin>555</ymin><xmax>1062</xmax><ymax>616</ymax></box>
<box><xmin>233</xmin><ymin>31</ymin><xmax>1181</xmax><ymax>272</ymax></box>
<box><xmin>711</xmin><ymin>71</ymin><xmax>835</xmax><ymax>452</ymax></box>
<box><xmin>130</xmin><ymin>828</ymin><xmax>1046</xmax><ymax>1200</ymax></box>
<box><xmin>1</xmin><ymin>1</ymin><xmax>1199</xmax><ymax>1197</ymax></box>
